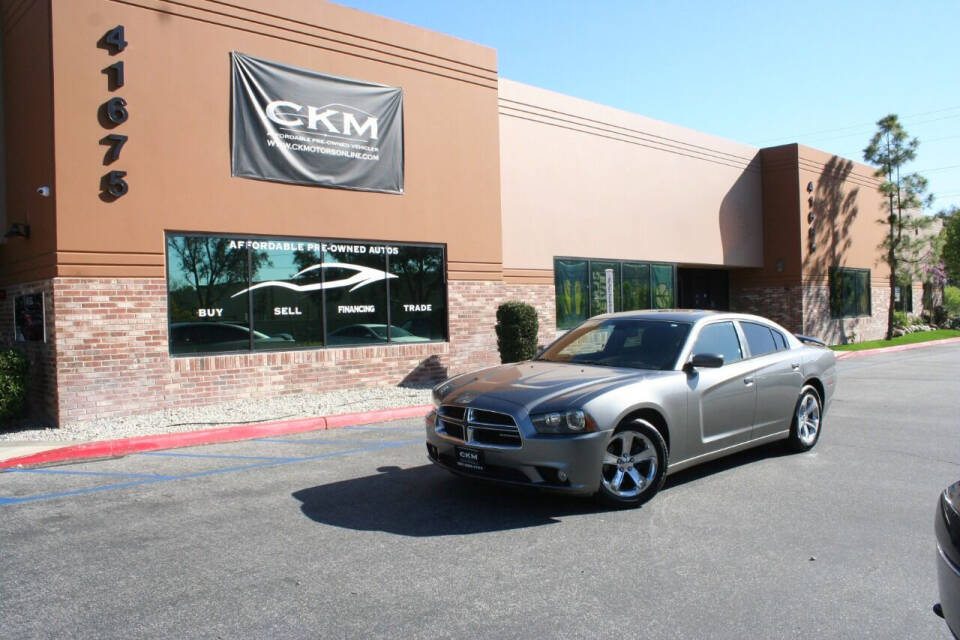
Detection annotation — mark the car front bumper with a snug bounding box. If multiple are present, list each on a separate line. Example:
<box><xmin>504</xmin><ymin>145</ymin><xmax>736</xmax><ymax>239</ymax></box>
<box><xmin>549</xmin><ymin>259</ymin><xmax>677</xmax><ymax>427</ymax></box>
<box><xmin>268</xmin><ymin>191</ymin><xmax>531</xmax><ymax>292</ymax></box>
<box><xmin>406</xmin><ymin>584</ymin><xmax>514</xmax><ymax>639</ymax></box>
<box><xmin>424</xmin><ymin>410</ymin><xmax>609</xmax><ymax>496</ymax></box>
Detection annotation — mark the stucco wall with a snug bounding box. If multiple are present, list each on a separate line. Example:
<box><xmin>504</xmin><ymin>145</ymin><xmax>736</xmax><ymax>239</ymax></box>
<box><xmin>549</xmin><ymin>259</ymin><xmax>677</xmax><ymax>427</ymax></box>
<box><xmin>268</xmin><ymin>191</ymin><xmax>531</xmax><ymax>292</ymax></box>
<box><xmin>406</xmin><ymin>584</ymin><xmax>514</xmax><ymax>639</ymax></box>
<box><xmin>46</xmin><ymin>0</ymin><xmax>503</xmax><ymax>282</ymax></box>
<box><xmin>498</xmin><ymin>78</ymin><xmax>764</xmax><ymax>285</ymax></box>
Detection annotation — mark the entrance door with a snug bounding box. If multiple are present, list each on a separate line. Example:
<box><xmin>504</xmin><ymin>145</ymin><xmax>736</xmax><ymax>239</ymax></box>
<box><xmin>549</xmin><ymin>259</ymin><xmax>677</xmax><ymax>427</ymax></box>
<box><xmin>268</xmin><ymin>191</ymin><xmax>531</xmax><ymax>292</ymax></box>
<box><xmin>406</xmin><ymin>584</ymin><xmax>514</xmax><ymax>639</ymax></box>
<box><xmin>678</xmin><ymin>268</ymin><xmax>729</xmax><ymax>310</ymax></box>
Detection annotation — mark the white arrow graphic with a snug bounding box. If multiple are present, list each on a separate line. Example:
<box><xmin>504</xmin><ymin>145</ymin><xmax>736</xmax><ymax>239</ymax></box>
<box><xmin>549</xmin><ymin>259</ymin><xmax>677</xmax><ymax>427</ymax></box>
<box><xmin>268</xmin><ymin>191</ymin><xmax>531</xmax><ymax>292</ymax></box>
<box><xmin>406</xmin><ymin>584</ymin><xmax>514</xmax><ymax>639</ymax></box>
<box><xmin>231</xmin><ymin>262</ymin><xmax>397</xmax><ymax>298</ymax></box>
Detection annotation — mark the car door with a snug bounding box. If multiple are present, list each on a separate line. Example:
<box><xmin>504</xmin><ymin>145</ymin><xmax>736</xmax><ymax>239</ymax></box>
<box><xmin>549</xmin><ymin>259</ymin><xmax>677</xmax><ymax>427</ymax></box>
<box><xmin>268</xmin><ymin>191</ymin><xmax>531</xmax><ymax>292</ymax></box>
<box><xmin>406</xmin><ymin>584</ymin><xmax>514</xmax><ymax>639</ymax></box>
<box><xmin>739</xmin><ymin>322</ymin><xmax>803</xmax><ymax>440</ymax></box>
<box><xmin>685</xmin><ymin>321</ymin><xmax>757</xmax><ymax>456</ymax></box>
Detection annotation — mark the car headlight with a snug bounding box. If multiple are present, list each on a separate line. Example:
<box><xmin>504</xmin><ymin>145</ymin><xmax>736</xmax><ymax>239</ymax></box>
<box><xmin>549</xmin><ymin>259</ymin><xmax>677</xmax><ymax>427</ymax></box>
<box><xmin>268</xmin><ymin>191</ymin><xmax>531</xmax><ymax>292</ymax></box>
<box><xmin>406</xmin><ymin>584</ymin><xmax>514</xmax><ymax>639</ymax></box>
<box><xmin>531</xmin><ymin>409</ymin><xmax>597</xmax><ymax>434</ymax></box>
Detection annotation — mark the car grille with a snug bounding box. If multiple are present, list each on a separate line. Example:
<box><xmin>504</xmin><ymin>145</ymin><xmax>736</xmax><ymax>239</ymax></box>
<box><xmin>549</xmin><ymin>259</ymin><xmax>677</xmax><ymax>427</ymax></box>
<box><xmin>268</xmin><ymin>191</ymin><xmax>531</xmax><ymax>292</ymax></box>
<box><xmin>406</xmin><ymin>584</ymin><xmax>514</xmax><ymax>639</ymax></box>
<box><xmin>437</xmin><ymin>405</ymin><xmax>522</xmax><ymax>449</ymax></box>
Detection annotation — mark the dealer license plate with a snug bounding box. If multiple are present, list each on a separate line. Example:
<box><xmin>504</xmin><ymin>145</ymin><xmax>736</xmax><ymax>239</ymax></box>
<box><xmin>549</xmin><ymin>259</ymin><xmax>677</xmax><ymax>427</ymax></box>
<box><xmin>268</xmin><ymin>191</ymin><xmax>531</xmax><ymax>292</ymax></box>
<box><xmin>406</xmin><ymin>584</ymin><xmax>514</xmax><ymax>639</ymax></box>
<box><xmin>454</xmin><ymin>446</ymin><xmax>485</xmax><ymax>472</ymax></box>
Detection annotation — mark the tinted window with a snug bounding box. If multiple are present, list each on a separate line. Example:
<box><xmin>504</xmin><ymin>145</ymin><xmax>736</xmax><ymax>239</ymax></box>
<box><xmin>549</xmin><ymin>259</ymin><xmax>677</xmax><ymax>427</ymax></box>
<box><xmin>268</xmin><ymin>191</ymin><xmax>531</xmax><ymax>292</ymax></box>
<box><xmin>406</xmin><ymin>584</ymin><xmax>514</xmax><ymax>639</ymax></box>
<box><xmin>166</xmin><ymin>236</ymin><xmax>251</xmax><ymax>355</ymax></box>
<box><xmin>830</xmin><ymin>267</ymin><xmax>870</xmax><ymax>317</ymax></box>
<box><xmin>772</xmin><ymin>330</ymin><xmax>788</xmax><ymax>350</ymax></box>
<box><xmin>249</xmin><ymin>241</ymin><xmax>324</xmax><ymax>350</ymax></box>
<box><xmin>741</xmin><ymin>322</ymin><xmax>777</xmax><ymax>357</ymax></box>
<box><xmin>692</xmin><ymin>322</ymin><xmax>742</xmax><ymax>365</ymax></box>
<box><xmin>590</xmin><ymin>261</ymin><xmax>620</xmax><ymax>315</ymax></box>
<box><xmin>166</xmin><ymin>234</ymin><xmax>447</xmax><ymax>355</ymax></box>
<box><xmin>555</xmin><ymin>258</ymin><xmax>589</xmax><ymax>330</ymax></box>
<box><xmin>389</xmin><ymin>245</ymin><xmax>446</xmax><ymax>341</ymax></box>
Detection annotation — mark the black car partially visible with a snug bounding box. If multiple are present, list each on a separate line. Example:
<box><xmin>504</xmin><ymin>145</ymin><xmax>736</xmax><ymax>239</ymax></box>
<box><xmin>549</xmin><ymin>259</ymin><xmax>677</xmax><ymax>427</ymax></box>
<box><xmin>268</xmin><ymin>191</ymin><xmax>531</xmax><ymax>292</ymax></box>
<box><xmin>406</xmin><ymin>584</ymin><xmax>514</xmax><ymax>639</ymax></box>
<box><xmin>936</xmin><ymin>481</ymin><xmax>960</xmax><ymax>638</ymax></box>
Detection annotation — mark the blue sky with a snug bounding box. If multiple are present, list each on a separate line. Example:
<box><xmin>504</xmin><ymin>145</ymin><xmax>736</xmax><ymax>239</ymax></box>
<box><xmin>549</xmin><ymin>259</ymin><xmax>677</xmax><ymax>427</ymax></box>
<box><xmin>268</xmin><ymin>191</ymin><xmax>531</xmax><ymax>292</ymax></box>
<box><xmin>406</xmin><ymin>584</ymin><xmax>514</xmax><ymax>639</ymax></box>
<box><xmin>337</xmin><ymin>0</ymin><xmax>960</xmax><ymax>212</ymax></box>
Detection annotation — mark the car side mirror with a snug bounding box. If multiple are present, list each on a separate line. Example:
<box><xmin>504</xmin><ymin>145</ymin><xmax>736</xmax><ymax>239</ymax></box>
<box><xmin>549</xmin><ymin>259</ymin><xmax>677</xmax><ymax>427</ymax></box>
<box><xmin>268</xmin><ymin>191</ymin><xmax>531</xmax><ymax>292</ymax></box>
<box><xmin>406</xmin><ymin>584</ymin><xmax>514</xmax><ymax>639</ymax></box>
<box><xmin>683</xmin><ymin>353</ymin><xmax>724</xmax><ymax>372</ymax></box>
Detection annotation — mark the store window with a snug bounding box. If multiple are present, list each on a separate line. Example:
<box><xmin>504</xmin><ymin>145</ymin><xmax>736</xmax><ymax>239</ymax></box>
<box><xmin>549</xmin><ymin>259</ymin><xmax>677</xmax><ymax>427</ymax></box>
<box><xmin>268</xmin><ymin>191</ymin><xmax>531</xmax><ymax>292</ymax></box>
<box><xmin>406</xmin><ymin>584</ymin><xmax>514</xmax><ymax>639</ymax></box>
<box><xmin>554</xmin><ymin>257</ymin><xmax>676</xmax><ymax>330</ymax></box>
<box><xmin>829</xmin><ymin>267</ymin><xmax>871</xmax><ymax>318</ymax></box>
<box><xmin>165</xmin><ymin>234</ymin><xmax>446</xmax><ymax>355</ymax></box>
<box><xmin>555</xmin><ymin>259</ymin><xmax>589</xmax><ymax>330</ymax></box>
<box><xmin>389</xmin><ymin>245</ymin><xmax>446</xmax><ymax>342</ymax></box>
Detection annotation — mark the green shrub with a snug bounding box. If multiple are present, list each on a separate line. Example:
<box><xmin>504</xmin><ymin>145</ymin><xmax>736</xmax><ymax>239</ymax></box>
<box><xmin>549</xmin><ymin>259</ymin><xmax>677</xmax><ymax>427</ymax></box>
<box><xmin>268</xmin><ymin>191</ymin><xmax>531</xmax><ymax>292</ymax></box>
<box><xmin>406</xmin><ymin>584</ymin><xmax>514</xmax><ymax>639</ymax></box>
<box><xmin>892</xmin><ymin>310</ymin><xmax>909</xmax><ymax>329</ymax></box>
<box><xmin>0</xmin><ymin>349</ymin><xmax>29</xmax><ymax>422</ymax></box>
<box><xmin>945</xmin><ymin>286</ymin><xmax>960</xmax><ymax>317</ymax></box>
<box><xmin>495</xmin><ymin>301</ymin><xmax>539</xmax><ymax>364</ymax></box>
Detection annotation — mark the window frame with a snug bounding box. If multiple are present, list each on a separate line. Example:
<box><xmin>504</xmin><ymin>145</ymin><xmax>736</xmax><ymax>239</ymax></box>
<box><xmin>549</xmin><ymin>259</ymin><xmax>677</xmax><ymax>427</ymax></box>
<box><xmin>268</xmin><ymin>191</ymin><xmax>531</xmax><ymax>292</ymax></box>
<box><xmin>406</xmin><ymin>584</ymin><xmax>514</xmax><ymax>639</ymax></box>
<box><xmin>165</xmin><ymin>231</ymin><xmax>448</xmax><ymax>357</ymax></box>
<box><xmin>829</xmin><ymin>267</ymin><xmax>871</xmax><ymax>318</ymax></box>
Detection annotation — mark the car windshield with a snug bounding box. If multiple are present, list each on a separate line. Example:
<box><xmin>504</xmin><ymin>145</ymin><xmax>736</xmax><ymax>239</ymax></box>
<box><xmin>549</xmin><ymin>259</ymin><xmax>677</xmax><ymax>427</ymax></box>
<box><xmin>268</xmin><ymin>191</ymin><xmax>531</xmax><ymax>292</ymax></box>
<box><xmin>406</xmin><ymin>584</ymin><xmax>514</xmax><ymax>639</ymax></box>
<box><xmin>536</xmin><ymin>318</ymin><xmax>692</xmax><ymax>370</ymax></box>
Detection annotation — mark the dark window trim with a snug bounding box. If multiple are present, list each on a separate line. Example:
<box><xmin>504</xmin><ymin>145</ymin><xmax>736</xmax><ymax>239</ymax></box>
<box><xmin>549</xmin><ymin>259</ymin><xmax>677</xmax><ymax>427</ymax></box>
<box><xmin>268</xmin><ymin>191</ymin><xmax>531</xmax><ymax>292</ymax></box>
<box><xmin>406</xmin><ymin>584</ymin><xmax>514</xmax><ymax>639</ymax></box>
<box><xmin>164</xmin><ymin>231</ymin><xmax>448</xmax><ymax>357</ymax></box>
<box><xmin>829</xmin><ymin>266</ymin><xmax>871</xmax><ymax>319</ymax></box>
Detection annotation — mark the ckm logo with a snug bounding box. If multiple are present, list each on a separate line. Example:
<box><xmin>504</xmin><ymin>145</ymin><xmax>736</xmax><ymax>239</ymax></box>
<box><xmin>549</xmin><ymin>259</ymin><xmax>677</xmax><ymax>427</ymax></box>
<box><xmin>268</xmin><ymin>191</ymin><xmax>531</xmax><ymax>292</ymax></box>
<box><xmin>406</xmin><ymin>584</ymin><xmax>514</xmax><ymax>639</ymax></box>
<box><xmin>265</xmin><ymin>101</ymin><xmax>379</xmax><ymax>140</ymax></box>
<box><xmin>231</xmin><ymin>51</ymin><xmax>403</xmax><ymax>193</ymax></box>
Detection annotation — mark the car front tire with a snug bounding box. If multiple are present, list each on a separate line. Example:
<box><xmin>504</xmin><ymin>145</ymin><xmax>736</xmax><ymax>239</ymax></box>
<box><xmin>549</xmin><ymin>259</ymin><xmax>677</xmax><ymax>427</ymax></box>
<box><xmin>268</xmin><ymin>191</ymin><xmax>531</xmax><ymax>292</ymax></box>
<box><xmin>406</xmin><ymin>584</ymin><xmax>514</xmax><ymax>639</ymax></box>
<box><xmin>787</xmin><ymin>385</ymin><xmax>822</xmax><ymax>452</ymax></box>
<box><xmin>596</xmin><ymin>418</ymin><xmax>667</xmax><ymax>508</ymax></box>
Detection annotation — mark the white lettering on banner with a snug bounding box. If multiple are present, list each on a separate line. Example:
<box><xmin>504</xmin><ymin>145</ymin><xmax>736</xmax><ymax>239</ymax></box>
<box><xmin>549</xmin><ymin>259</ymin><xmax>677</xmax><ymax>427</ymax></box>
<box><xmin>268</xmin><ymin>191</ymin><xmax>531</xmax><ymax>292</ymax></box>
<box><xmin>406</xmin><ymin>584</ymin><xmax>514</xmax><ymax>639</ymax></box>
<box><xmin>274</xmin><ymin>307</ymin><xmax>302</xmax><ymax>316</ymax></box>
<box><xmin>265</xmin><ymin>100</ymin><xmax>303</xmax><ymax>126</ymax></box>
<box><xmin>198</xmin><ymin>309</ymin><xmax>223</xmax><ymax>318</ymax></box>
<box><xmin>265</xmin><ymin>100</ymin><xmax>379</xmax><ymax>140</ymax></box>
<box><xmin>403</xmin><ymin>304</ymin><xmax>432</xmax><ymax>312</ymax></box>
<box><xmin>338</xmin><ymin>305</ymin><xmax>375</xmax><ymax>314</ymax></box>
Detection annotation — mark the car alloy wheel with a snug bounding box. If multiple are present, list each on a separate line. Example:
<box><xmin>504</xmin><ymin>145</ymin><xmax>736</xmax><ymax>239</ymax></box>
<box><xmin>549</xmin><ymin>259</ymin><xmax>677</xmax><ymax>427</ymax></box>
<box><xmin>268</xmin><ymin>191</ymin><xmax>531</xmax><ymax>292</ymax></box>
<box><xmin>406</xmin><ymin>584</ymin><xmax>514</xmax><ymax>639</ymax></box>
<box><xmin>788</xmin><ymin>385</ymin><xmax>822</xmax><ymax>452</ymax></box>
<box><xmin>597</xmin><ymin>419</ymin><xmax>667</xmax><ymax>507</ymax></box>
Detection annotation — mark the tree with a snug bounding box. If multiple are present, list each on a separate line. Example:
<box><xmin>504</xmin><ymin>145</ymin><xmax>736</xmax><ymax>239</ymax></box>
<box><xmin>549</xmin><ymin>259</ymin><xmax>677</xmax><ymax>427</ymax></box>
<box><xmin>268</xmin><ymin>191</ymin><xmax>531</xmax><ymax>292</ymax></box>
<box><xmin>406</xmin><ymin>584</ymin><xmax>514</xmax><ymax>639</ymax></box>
<box><xmin>941</xmin><ymin>207</ymin><xmax>960</xmax><ymax>284</ymax></box>
<box><xmin>863</xmin><ymin>114</ymin><xmax>935</xmax><ymax>339</ymax></box>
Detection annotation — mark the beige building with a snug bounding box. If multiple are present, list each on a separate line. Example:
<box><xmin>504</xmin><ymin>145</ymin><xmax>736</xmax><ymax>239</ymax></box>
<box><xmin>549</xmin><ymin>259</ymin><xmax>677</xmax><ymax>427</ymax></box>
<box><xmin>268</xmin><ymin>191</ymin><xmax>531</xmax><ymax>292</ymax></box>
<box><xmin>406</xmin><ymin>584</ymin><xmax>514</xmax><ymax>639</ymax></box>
<box><xmin>0</xmin><ymin>0</ymin><xmax>904</xmax><ymax>428</ymax></box>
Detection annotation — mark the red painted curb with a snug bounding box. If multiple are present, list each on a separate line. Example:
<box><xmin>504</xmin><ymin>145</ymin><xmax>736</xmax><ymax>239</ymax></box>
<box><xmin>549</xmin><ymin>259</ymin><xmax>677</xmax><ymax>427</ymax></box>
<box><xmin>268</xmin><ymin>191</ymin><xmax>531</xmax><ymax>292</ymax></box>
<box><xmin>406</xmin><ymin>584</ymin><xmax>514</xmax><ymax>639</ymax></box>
<box><xmin>0</xmin><ymin>404</ymin><xmax>433</xmax><ymax>470</ymax></box>
<box><xmin>834</xmin><ymin>336</ymin><xmax>960</xmax><ymax>360</ymax></box>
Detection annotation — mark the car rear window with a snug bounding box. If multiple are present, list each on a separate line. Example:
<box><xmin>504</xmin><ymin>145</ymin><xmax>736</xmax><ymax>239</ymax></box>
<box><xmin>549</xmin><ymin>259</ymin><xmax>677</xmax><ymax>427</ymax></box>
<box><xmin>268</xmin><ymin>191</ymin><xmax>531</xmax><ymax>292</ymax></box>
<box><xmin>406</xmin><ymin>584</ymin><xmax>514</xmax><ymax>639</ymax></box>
<box><xmin>741</xmin><ymin>322</ymin><xmax>778</xmax><ymax>357</ymax></box>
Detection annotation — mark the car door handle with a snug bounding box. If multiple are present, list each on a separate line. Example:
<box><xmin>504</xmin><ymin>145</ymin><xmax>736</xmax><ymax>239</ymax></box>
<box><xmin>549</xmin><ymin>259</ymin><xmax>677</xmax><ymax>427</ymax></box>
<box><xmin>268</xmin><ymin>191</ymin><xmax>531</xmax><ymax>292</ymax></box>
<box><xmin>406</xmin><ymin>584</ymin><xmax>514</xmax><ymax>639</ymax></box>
<box><xmin>743</xmin><ymin>377</ymin><xmax>755</xmax><ymax>385</ymax></box>
<box><xmin>791</xmin><ymin>363</ymin><xmax>800</xmax><ymax>370</ymax></box>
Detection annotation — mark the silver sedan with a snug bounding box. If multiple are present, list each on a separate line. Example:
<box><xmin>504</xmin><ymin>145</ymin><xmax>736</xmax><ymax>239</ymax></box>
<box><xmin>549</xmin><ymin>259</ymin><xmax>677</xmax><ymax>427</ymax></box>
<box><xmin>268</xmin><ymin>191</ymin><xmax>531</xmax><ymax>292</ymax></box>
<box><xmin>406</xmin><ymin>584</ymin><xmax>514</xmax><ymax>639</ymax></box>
<box><xmin>425</xmin><ymin>310</ymin><xmax>836</xmax><ymax>507</ymax></box>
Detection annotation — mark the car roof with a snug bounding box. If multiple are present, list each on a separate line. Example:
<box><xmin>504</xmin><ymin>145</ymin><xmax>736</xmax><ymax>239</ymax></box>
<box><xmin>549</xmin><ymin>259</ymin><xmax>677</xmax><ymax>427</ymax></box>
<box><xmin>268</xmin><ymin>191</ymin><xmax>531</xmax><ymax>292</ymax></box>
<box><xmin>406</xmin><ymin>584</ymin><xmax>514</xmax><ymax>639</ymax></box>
<box><xmin>593</xmin><ymin>309</ymin><xmax>785</xmax><ymax>327</ymax></box>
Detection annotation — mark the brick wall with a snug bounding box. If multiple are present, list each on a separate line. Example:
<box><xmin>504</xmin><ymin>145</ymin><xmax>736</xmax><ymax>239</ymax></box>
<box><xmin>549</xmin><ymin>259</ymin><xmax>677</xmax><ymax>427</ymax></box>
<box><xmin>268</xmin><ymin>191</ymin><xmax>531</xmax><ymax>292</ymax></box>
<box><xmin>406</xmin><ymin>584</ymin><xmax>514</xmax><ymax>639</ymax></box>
<box><xmin>0</xmin><ymin>279</ymin><xmax>57</xmax><ymax>423</ymax></box>
<box><xmin>730</xmin><ymin>285</ymin><xmax>804</xmax><ymax>333</ymax></box>
<box><xmin>42</xmin><ymin>278</ymin><xmax>570</xmax><ymax>428</ymax></box>
<box><xmin>803</xmin><ymin>284</ymin><xmax>889</xmax><ymax>344</ymax></box>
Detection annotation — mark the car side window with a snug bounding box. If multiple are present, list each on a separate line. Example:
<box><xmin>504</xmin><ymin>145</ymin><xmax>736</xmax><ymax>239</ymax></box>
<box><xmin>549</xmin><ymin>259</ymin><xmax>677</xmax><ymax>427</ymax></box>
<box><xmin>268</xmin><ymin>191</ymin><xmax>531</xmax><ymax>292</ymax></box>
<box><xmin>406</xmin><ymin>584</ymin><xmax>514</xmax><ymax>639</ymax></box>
<box><xmin>692</xmin><ymin>322</ymin><xmax>742</xmax><ymax>365</ymax></box>
<box><xmin>772</xmin><ymin>329</ymin><xmax>788</xmax><ymax>350</ymax></box>
<box><xmin>741</xmin><ymin>322</ymin><xmax>778</xmax><ymax>357</ymax></box>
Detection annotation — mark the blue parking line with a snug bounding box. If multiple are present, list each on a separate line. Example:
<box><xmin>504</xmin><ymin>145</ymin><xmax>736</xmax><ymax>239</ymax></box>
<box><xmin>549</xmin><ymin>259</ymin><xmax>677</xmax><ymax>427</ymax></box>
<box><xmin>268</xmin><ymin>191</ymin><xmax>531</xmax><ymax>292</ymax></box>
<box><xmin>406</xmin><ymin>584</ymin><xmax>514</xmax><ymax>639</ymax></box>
<box><xmin>138</xmin><ymin>452</ymin><xmax>297</xmax><ymax>461</ymax></box>
<box><xmin>5</xmin><ymin>468</ymin><xmax>174</xmax><ymax>479</ymax></box>
<box><xmin>0</xmin><ymin>440</ymin><xmax>421</xmax><ymax>507</ymax></box>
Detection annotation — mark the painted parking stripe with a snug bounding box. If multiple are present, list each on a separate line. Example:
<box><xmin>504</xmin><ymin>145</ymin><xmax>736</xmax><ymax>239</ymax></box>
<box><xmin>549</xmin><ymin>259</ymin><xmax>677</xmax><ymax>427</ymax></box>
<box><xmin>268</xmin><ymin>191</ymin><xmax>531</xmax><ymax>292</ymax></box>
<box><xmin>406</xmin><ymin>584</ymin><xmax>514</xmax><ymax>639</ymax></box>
<box><xmin>138</xmin><ymin>452</ymin><xmax>298</xmax><ymax>461</ymax></box>
<box><xmin>5</xmin><ymin>468</ymin><xmax>174</xmax><ymax>479</ymax></box>
<box><xmin>0</xmin><ymin>440</ymin><xmax>421</xmax><ymax>507</ymax></box>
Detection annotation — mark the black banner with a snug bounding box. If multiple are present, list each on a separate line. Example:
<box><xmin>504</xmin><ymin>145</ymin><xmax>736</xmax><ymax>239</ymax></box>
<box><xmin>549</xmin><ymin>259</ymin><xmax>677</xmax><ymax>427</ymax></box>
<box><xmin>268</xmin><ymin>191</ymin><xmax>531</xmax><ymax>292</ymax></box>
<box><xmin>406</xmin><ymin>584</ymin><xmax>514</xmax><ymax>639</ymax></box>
<box><xmin>231</xmin><ymin>52</ymin><xmax>403</xmax><ymax>194</ymax></box>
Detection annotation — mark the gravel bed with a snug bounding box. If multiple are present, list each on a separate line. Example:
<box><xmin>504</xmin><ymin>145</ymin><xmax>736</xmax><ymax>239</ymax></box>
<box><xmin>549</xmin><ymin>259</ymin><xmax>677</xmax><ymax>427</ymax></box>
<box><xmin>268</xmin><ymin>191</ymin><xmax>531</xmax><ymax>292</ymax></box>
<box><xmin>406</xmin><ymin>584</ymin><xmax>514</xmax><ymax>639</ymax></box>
<box><xmin>0</xmin><ymin>386</ymin><xmax>432</xmax><ymax>443</ymax></box>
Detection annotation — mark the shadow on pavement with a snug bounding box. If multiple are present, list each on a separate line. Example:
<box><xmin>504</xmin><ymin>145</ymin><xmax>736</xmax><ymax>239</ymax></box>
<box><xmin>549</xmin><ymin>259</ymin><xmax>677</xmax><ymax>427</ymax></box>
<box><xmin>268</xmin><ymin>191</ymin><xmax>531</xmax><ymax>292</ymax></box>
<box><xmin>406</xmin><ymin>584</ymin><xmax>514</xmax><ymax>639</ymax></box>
<box><xmin>292</xmin><ymin>464</ymin><xmax>613</xmax><ymax>536</ymax></box>
<box><xmin>293</xmin><ymin>441</ymin><xmax>793</xmax><ymax>536</ymax></box>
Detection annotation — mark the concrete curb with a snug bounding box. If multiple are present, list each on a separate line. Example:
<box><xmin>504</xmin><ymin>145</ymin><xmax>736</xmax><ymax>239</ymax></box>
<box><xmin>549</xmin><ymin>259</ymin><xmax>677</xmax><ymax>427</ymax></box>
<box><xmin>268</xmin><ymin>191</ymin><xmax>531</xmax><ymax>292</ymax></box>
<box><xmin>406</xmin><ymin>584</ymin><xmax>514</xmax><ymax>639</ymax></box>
<box><xmin>0</xmin><ymin>404</ymin><xmax>433</xmax><ymax>470</ymax></box>
<box><xmin>833</xmin><ymin>336</ymin><xmax>960</xmax><ymax>360</ymax></box>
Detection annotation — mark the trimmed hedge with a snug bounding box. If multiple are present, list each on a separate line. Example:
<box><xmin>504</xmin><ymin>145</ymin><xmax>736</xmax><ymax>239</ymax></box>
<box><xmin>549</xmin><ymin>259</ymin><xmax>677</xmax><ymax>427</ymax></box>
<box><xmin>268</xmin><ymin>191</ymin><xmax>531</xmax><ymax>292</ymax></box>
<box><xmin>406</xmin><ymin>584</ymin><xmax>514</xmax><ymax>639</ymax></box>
<box><xmin>495</xmin><ymin>301</ymin><xmax>539</xmax><ymax>364</ymax></box>
<box><xmin>0</xmin><ymin>349</ymin><xmax>29</xmax><ymax>422</ymax></box>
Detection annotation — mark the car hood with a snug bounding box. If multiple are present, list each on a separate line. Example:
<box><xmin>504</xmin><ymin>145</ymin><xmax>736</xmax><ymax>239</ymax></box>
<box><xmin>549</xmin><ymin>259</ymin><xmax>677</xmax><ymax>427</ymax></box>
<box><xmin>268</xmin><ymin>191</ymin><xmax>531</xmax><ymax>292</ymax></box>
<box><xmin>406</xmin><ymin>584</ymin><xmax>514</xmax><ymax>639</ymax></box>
<box><xmin>438</xmin><ymin>360</ymin><xmax>671</xmax><ymax>414</ymax></box>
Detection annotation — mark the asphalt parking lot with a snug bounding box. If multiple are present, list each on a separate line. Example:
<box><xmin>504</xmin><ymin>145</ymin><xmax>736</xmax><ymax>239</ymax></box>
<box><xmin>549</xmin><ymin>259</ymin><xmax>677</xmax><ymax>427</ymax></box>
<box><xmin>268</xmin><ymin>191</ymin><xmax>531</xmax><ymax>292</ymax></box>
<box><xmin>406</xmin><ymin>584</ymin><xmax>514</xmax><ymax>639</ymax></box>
<box><xmin>2</xmin><ymin>344</ymin><xmax>958</xmax><ymax>639</ymax></box>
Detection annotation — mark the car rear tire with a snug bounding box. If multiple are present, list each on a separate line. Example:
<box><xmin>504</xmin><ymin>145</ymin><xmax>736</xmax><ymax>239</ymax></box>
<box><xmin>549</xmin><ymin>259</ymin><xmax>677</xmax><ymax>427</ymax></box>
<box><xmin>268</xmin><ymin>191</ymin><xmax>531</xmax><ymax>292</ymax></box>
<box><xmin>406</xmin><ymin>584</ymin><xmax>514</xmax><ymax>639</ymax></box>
<box><xmin>596</xmin><ymin>419</ymin><xmax>667</xmax><ymax>508</ymax></box>
<box><xmin>787</xmin><ymin>385</ymin><xmax>822</xmax><ymax>452</ymax></box>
